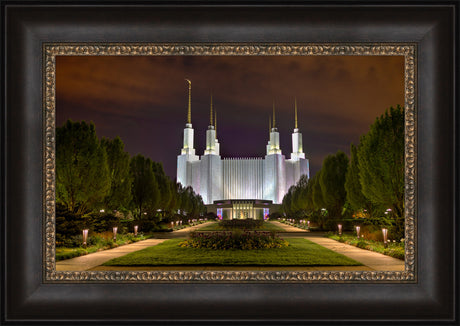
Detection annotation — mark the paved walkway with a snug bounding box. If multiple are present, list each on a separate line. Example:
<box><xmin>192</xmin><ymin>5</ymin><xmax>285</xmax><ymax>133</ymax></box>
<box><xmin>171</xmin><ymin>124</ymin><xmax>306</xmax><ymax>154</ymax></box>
<box><xmin>270</xmin><ymin>221</ymin><xmax>404</xmax><ymax>271</ymax></box>
<box><xmin>56</xmin><ymin>222</ymin><xmax>214</xmax><ymax>271</ymax></box>
<box><xmin>270</xmin><ymin>220</ymin><xmax>309</xmax><ymax>232</ymax></box>
<box><xmin>56</xmin><ymin>239</ymin><xmax>167</xmax><ymax>271</ymax></box>
<box><xmin>304</xmin><ymin>237</ymin><xmax>404</xmax><ymax>271</ymax></box>
<box><xmin>57</xmin><ymin>221</ymin><xmax>404</xmax><ymax>272</ymax></box>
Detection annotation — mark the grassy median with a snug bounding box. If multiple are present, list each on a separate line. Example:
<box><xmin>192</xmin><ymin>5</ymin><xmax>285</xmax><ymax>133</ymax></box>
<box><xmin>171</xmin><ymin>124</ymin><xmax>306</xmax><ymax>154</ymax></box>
<box><xmin>103</xmin><ymin>238</ymin><xmax>362</xmax><ymax>266</ymax></box>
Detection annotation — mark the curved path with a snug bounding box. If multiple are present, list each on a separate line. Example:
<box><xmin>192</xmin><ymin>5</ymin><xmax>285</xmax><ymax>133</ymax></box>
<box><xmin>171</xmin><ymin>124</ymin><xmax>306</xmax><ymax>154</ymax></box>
<box><xmin>56</xmin><ymin>222</ymin><xmax>214</xmax><ymax>271</ymax></box>
<box><xmin>273</xmin><ymin>221</ymin><xmax>404</xmax><ymax>271</ymax></box>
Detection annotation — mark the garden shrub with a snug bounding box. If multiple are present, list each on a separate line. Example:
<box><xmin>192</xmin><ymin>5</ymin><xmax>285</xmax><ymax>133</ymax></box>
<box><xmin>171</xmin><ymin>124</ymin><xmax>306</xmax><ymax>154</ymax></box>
<box><xmin>86</xmin><ymin>213</ymin><xmax>119</xmax><ymax>233</ymax></box>
<box><xmin>179</xmin><ymin>231</ymin><xmax>289</xmax><ymax>250</ymax></box>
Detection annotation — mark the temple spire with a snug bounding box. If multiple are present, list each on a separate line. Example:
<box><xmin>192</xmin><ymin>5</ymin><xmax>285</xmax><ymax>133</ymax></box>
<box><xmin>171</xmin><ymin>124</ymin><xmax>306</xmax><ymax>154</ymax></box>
<box><xmin>295</xmin><ymin>97</ymin><xmax>298</xmax><ymax>129</ymax></box>
<box><xmin>215</xmin><ymin>110</ymin><xmax>217</xmax><ymax>137</ymax></box>
<box><xmin>269</xmin><ymin>115</ymin><xmax>272</xmax><ymax>134</ymax></box>
<box><xmin>210</xmin><ymin>93</ymin><xmax>214</xmax><ymax>126</ymax></box>
<box><xmin>185</xmin><ymin>79</ymin><xmax>191</xmax><ymax>124</ymax></box>
<box><xmin>272</xmin><ymin>101</ymin><xmax>276</xmax><ymax>129</ymax></box>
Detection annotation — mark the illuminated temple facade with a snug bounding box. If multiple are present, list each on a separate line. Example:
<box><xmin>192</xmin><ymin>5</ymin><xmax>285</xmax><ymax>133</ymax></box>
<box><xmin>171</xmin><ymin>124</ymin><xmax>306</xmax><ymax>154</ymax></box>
<box><xmin>177</xmin><ymin>80</ymin><xmax>309</xmax><ymax>219</ymax></box>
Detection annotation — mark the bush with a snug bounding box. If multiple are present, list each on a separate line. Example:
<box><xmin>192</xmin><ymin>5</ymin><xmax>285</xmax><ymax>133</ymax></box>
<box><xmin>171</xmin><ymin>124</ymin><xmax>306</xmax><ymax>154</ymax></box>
<box><xmin>179</xmin><ymin>231</ymin><xmax>289</xmax><ymax>250</ymax></box>
<box><xmin>219</xmin><ymin>219</ymin><xmax>264</xmax><ymax>230</ymax></box>
<box><xmin>268</xmin><ymin>212</ymin><xmax>283</xmax><ymax>220</ymax></box>
<box><xmin>86</xmin><ymin>213</ymin><xmax>119</xmax><ymax>233</ymax></box>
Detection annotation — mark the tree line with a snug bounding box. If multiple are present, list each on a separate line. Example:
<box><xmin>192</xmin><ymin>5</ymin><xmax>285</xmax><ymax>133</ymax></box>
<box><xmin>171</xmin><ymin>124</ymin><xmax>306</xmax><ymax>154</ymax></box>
<box><xmin>281</xmin><ymin>105</ymin><xmax>404</xmax><ymax>239</ymax></box>
<box><xmin>56</xmin><ymin>120</ymin><xmax>206</xmax><ymax>222</ymax></box>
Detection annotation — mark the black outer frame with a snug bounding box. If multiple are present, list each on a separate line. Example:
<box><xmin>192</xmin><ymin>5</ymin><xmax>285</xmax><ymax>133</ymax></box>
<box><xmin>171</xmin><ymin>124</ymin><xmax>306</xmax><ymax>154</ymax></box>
<box><xmin>2</xmin><ymin>1</ymin><xmax>457</xmax><ymax>324</ymax></box>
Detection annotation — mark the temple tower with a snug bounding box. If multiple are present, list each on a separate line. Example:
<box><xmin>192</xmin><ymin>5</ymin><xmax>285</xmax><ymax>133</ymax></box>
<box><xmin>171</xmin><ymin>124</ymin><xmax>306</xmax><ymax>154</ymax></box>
<box><xmin>177</xmin><ymin>79</ymin><xmax>200</xmax><ymax>189</ymax></box>
<box><xmin>200</xmin><ymin>94</ymin><xmax>223</xmax><ymax>204</ymax></box>
<box><xmin>263</xmin><ymin>102</ymin><xmax>286</xmax><ymax>203</ymax></box>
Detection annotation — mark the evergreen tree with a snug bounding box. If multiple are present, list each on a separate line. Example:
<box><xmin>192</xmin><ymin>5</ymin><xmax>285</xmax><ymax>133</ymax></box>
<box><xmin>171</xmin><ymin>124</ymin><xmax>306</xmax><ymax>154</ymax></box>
<box><xmin>357</xmin><ymin>105</ymin><xmax>404</xmax><ymax>218</ymax></box>
<box><xmin>345</xmin><ymin>143</ymin><xmax>367</xmax><ymax>211</ymax></box>
<box><xmin>312</xmin><ymin>171</ymin><xmax>326</xmax><ymax>210</ymax></box>
<box><xmin>152</xmin><ymin>162</ymin><xmax>172</xmax><ymax>211</ymax></box>
<box><xmin>56</xmin><ymin>120</ymin><xmax>110</xmax><ymax>215</ymax></box>
<box><xmin>130</xmin><ymin>155</ymin><xmax>160</xmax><ymax>219</ymax></box>
<box><xmin>319</xmin><ymin>151</ymin><xmax>349</xmax><ymax>218</ymax></box>
<box><xmin>101</xmin><ymin>137</ymin><xmax>132</xmax><ymax>211</ymax></box>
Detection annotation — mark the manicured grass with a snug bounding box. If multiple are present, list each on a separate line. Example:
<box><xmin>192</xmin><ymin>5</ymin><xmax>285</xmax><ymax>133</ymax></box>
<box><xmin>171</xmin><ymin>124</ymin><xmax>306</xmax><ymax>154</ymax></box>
<box><xmin>197</xmin><ymin>221</ymin><xmax>286</xmax><ymax>232</ymax></box>
<box><xmin>103</xmin><ymin>238</ymin><xmax>362</xmax><ymax>266</ymax></box>
<box><xmin>327</xmin><ymin>234</ymin><xmax>405</xmax><ymax>260</ymax></box>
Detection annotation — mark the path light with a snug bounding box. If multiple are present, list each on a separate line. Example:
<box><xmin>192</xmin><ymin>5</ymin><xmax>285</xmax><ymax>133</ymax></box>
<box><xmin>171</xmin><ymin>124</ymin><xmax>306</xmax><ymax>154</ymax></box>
<box><xmin>337</xmin><ymin>224</ymin><xmax>342</xmax><ymax>235</ymax></box>
<box><xmin>82</xmin><ymin>229</ymin><xmax>89</xmax><ymax>247</ymax></box>
<box><xmin>355</xmin><ymin>226</ymin><xmax>361</xmax><ymax>239</ymax></box>
<box><xmin>112</xmin><ymin>226</ymin><xmax>118</xmax><ymax>241</ymax></box>
<box><xmin>382</xmin><ymin>228</ymin><xmax>388</xmax><ymax>245</ymax></box>
<box><xmin>134</xmin><ymin>225</ymin><xmax>138</xmax><ymax>236</ymax></box>
<box><xmin>307</xmin><ymin>220</ymin><xmax>310</xmax><ymax>228</ymax></box>
<box><xmin>99</xmin><ymin>209</ymin><xmax>105</xmax><ymax>213</ymax></box>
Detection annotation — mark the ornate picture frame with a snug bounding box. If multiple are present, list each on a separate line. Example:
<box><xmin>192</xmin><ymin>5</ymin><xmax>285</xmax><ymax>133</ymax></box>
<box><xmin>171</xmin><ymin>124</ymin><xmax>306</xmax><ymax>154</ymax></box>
<box><xmin>3</xmin><ymin>2</ymin><xmax>456</xmax><ymax>324</ymax></box>
<box><xmin>44</xmin><ymin>43</ymin><xmax>416</xmax><ymax>283</ymax></box>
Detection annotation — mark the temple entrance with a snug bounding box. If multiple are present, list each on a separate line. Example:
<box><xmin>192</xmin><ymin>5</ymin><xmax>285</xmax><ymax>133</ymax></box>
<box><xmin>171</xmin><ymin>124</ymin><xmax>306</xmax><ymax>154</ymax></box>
<box><xmin>213</xmin><ymin>199</ymin><xmax>272</xmax><ymax>220</ymax></box>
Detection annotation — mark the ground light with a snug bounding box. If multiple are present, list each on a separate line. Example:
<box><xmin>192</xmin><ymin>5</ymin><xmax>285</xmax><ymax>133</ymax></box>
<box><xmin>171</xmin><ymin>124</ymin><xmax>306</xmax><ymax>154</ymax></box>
<box><xmin>307</xmin><ymin>220</ymin><xmax>310</xmax><ymax>228</ymax></box>
<box><xmin>113</xmin><ymin>226</ymin><xmax>118</xmax><ymax>241</ymax></box>
<box><xmin>355</xmin><ymin>225</ymin><xmax>361</xmax><ymax>239</ymax></box>
<box><xmin>82</xmin><ymin>229</ymin><xmax>89</xmax><ymax>247</ymax></box>
<box><xmin>134</xmin><ymin>225</ymin><xmax>138</xmax><ymax>236</ymax></box>
<box><xmin>382</xmin><ymin>228</ymin><xmax>388</xmax><ymax>247</ymax></box>
<box><xmin>337</xmin><ymin>224</ymin><xmax>342</xmax><ymax>235</ymax></box>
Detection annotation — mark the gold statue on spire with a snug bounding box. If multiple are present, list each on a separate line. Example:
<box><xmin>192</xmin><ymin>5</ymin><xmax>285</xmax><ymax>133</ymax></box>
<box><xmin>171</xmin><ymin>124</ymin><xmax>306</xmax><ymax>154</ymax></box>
<box><xmin>272</xmin><ymin>100</ymin><xmax>276</xmax><ymax>128</ymax></box>
<box><xmin>185</xmin><ymin>79</ymin><xmax>191</xmax><ymax>124</ymax></box>
<box><xmin>295</xmin><ymin>97</ymin><xmax>298</xmax><ymax>129</ymax></box>
<box><xmin>210</xmin><ymin>93</ymin><xmax>213</xmax><ymax>126</ymax></box>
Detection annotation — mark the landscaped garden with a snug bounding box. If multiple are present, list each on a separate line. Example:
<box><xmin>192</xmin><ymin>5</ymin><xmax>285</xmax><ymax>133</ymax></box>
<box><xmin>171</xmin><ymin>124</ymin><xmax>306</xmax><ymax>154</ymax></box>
<box><xmin>102</xmin><ymin>238</ymin><xmax>362</xmax><ymax>266</ymax></box>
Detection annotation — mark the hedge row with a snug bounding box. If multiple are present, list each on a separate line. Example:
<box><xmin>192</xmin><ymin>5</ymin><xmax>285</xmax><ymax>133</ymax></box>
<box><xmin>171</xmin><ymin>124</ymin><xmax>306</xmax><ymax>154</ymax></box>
<box><xmin>179</xmin><ymin>231</ymin><xmax>288</xmax><ymax>250</ymax></box>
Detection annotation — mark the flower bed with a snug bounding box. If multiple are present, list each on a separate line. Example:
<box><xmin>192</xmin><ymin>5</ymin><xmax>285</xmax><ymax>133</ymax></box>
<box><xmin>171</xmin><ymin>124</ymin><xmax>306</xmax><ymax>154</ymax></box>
<box><xmin>179</xmin><ymin>231</ymin><xmax>289</xmax><ymax>250</ymax></box>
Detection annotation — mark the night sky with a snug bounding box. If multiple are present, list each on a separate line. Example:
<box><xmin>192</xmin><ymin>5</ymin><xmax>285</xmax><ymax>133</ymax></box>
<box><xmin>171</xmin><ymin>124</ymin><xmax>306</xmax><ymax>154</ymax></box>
<box><xmin>56</xmin><ymin>55</ymin><xmax>404</xmax><ymax>179</ymax></box>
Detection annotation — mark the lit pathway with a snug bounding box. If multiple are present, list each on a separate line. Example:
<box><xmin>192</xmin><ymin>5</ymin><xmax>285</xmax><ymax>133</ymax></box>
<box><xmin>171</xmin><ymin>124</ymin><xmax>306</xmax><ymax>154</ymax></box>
<box><xmin>269</xmin><ymin>220</ymin><xmax>309</xmax><ymax>232</ymax></box>
<box><xmin>304</xmin><ymin>236</ymin><xmax>405</xmax><ymax>271</ymax></box>
<box><xmin>56</xmin><ymin>222</ymin><xmax>215</xmax><ymax>271</ymax></box>
<box><xmin>271</xmin><ymin>220</ymin><xmax>404</xmax><ymax>271</ymax></box>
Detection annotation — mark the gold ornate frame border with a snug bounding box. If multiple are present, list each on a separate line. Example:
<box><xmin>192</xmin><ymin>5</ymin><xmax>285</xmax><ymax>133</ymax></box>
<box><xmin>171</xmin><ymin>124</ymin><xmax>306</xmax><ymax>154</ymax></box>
<box><xmin>43</xmin><ymin>43</ymin><xmax>416</xmax><ymax>283</ymax></box>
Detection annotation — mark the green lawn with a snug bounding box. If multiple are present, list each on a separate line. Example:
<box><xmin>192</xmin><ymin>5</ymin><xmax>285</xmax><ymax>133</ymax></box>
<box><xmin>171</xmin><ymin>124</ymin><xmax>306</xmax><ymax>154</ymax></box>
<box><xmin>103</xmin><ymin>238</ymin><xmax>362</xmax><ymax>266</ymax></box>
<box><xmin>197</xmin><ymin>221</ymin><xmax>286</xmax><ymax>232</ymax></box>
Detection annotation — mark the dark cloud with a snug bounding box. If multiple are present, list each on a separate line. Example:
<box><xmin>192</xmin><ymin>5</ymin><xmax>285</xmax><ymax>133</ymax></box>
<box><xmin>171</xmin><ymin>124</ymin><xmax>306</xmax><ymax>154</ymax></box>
<box><xmin>56</xmin><ymin>55</ymin><xmax>404</xmax><ymax>178</ymax></box>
